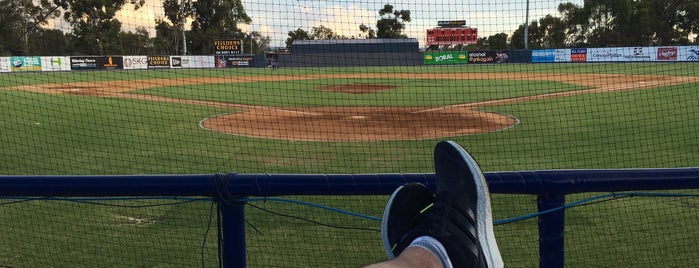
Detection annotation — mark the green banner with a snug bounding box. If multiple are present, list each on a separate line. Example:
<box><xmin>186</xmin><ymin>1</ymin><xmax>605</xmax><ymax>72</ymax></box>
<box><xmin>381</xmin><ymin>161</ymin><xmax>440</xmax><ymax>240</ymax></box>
<box><xmin>424</xmin><ymin>52</ymin><xmax>469</xmax><ymax>65</ymax></box>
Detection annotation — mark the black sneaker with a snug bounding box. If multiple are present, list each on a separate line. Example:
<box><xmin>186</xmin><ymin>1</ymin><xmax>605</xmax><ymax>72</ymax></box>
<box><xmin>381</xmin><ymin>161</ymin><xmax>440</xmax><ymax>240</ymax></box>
<box><xmin>382</xmin><ymin>141</ymin><xmax>503</xmax><ymax>268</ymax></box>
<box><xmin>382</xmin><ymin>182</ymin><xmax>434</xmax><ymax>259</ymax></box>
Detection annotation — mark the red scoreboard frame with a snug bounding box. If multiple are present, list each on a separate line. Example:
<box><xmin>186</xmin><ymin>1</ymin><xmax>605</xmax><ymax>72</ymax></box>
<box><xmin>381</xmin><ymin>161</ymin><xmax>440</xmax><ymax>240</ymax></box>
<box><xmin>426</xmin><ymin>26</ymin><xmax>478</xmax><ymax>46</ymax></box>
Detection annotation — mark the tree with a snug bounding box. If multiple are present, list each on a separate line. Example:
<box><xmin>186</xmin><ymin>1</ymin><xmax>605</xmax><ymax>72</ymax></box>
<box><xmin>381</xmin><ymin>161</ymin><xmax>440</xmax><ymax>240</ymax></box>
<box><xmin>556</xmin><ymin>0</ymin><xmax>699</xmax><ymax>47</ymax></box>
<box><xmin>376</xmin><ymin>4</ymin><xmax>411</xmax><ymax>38</ymax></box>
<box><xmin>152</xmin><ymin>19</ymin><xmax>178</xmax><ymax>54</ymax></box>
<box><xmin>512</xmin><ymin>15</ymin><xmax>566</xmax><ymax>49</ymax></box>
<box><xmin>0</xmin><ymin>0</ymin><xmax>63</xmax><ymax>55</ymax></box>
<box><xmin>242</xmin><ymin>31</ymin><xmax>271</xmax><ymax>54</ymax></box>
<box><xmin>359</xmin><ymin>24</ymin><xmax>376</xmax><ymax>39</ymax></box>
<box><xmin>485</xmin><ymin>33</ymin><xmax>510</xmax><ymax>49</ymax></box>
<box><xmin>61</xmin><ymin>0</ymin><xmax>144</xmax><ymax>55</ymax></box>
<box><xmin>185</xmin><ymin>0</ymin><xmax>251</xmax><ymax>54</ymax></box>
<box><xmin>250</xmin><ymin>31</ymin><xmax>271</xmax><ymax>53</ymax></box>
<box><xmin>286</xmin><ymin>28</ymin><xmax>311</xmax><ymax>49</ymax></box>
<box><xmin>118</xmin><ymin>26</ymin><xmax>151</xmax><ymax>55</ymax></box>
<box><xmin>28</xmin><ymin>28</ymin><xmax>69</xmax><ymax>56</ymax></box>
<box><xmin>0</xmin><ymin>0</ymin><xmax>25</xmax><ymax>55</ymax></box>
<box><xmin>310</xmin><ymin>25</ymin><xmax>345</xmax><ymax>40</ymax></box>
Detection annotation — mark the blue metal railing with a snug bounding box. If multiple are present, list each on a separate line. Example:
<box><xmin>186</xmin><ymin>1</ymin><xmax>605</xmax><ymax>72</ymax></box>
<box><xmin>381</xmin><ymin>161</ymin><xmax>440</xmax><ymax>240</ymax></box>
<box><xmin>2</xmin><ymin>168</ymin><xmax>699</xmax><ymax>268</ymax></box>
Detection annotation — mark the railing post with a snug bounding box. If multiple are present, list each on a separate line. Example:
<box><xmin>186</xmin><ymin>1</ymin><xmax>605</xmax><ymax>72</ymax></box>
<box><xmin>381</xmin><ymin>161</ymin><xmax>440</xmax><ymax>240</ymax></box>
<box><xmin>219</xmin><ymin>199</ymin><xmax>247</xmax><ymax>268</ymax></box>
<box><xmin>537</xmin><ymin>194</ymin><xmax>565</xmax><ymax>268</ymax></box>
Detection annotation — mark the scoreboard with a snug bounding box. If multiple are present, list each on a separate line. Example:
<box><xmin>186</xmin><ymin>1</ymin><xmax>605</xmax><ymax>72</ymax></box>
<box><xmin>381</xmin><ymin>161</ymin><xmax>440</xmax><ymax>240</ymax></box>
<box><xmin>426</xmin><ymin>20</ymin><xmax>478</xmax><ymax>46</ymax></box>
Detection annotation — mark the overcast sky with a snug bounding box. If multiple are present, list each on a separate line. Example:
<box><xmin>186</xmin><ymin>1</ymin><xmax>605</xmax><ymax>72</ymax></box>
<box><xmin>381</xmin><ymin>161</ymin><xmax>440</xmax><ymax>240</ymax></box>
<box><xmin>54</xmin><ymin>0</ymin><xmax>583</xmax><ymax>47</ymax></box>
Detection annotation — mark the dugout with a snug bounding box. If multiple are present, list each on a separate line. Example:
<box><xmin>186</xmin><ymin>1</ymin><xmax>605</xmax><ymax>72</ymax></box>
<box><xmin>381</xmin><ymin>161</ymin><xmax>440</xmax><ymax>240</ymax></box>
<box><xmin>280</xmin><ymin>38</ymin><xmax>423</xmax><ymax>67</ymax></box>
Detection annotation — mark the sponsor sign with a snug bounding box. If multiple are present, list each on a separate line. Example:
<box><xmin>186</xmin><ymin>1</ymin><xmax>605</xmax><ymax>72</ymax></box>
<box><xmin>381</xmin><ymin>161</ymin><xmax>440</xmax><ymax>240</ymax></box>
<box><xmin>41</xmin><ymin>57</ymin><xmax>70</xmax><ymax>71</ymax></box>
<box><xmin>170</xmin><ymin>56</ymin><xmax>197</xmax><ymax>68</ymax></box>
<box><xmin>681</xmin><ymin>46</ymin><xmax>699</xmax><ymax>61</ymax></box>
<box><xmin>147</xmin><ymin>56</ymin><xmax>171</xmax><ymax>68</ymax></box>
<box><xmin>626</xmin><ymin>47</ymin><xmax>653</xmax><ymax>61</ymax></box>
<box><xmin>552</xmin><ymin>49</ymin><xmax>570</xmax><ymax>62</ymax></box>
<box><xmin>532</xmin><ymin>49</ymin><xmax>555</xmax><ymax>63</ymax></box>
<box><xmin>468</xmin><ymin>51</ymin><xmax>495</xmax><ymax>63</ymax></box>
<box><xmin>570</xmin><ymin>48</ymin><xmax>587</xmax><ymax>62</ymax></box>
<box><xmin>70</xmin><ymin>56</ymin><xmax>123</xmax><ymax>70</ymax></box>
<box><xmin>70</xmin><ymin>57</ymin><xmax>98</xmax><ymax>70</ymax></box>
<box><xmin>656</xmin><ymin>47</ymin><xmax>678</xmax><ymax>61</ymax></box>
<box><xmin>587</xmin><ymin>48</ymin><xmax>624</xmax><ymax>62</ymax></box>
<box><xmin>124</xmin><ymin>56</ymin><xmax>148</xmax><ymax>70</ymax></box>
<box><xmin>102</xmin><ymin>56</ymin><xmax>123</xmax><ymax>69</ymax></box>
<box><xmin>11</xmin><ymin>57</ymin><xmax>42</xmax><ymax>72</ymax></box>
<box><xmin>587</xmin><ymin>47</ymin><xmax>653</xmax><ymax>62</ymax></box>
<box><xmin>189</xmin><ymin>56</ymin><xmax>215</xmax><ymax>68</ymax></box>
<box><xmin>214</xmin><ymin>39</ymin><xmax>242</xmax><ymax>55</ymax></box>
<box><xmin>215</xmin><ymin>55</ymin><xmax>254</xmax><ymax>68</ymax></box>
<box><xmin>424</xmin><ymin>52</ymin><xmax>468</xmax><ymax>65</ymax></box>
<box><xmin>0</xmin><ymin>57</ymin><xmax>11</xmax><ymax>73</ymax></box>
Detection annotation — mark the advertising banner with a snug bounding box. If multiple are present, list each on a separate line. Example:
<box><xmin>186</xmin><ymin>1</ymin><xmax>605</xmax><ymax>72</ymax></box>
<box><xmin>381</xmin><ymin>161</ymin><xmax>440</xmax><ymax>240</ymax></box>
<box><xmin>532</xmin><ymin>49</ymin><xmax>555</xmax><ymax>63</ymax></box>
<box><xmin>656</xmin><ymin>47</ymin><xmax>678</xmax><ymax>61</ymax></box>
<box><xmin>569</xmin><ymin>48</ymin><xmax>587</xmax><ymax>62</ymax></box>
<box><xmin>587</xmin><ymin>47</ymin><xmax>654</xmax><ymax>62</ymax></box>
<box><xmin>189</xmin><ymin>55</ymin><xmax>215</xmax><ymax>68</ymax></box>
<box><xmin>11</xmin><ymin>57</ymin><xmax>42</xmax><ymax>72</ymax></box>
<box><xmin>70</xmin><ymin>56</ymin><xmax>123</xmax><ymax>70</ymax></box>
<box><xmin>124</xmin><ymin>56</ymin><xmax>148</xmax><ymax>69</ymax></box>
<box><xmin>215</xmin><ymin>55</ymin><xmax>254</xmax><ymax>68</ymax></box>
<box><xmin>102</xmin><ymin>56</ymin><xmax>123</xmax><ymax>69</ymax></box>
<box><xmin>423</xmin><ymin>52</ymin><xmax>468</xmax><ymax>65</ymax></box>
<box><xmin>147</xmin><ymin>56</ymin><xmax>171</xmax><ymax>68</ymax></box>
<box><xmin>0</xmin><ymin>57</ymin><xmax>10</xmax><ymax>73</ymax></box>
<box><xmin>170</xmin><ymin>56</ymin><xmax>189</xmax><ymax>68</ymax></box>
<box><xmin>214</xmin><ymin>39</ymin><xmax>242</xmax><ymax>55</ymax></box>
<box><xmin>169</xmin><ymin>56</ymin><xmax>215</xmax><ymax>68</ymax></box>
<box><xmin>680</xmin><ymin>46</ymin><xmax>699</xmax><ymax>61</ymax></box>
<box><xmin>41</xmin><ymin>56</ymin><xmax>71</xmax><ymax>71</ymax></box>
<box><xmin>467</xmin><ymin>51</ymin><xmax>497</xmax><ymax>64</ymax></box>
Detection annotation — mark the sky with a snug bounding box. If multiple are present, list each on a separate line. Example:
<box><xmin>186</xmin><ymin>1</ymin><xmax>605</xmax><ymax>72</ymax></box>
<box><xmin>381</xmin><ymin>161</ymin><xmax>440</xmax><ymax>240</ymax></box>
<box><xmin>52</xmin><ymin>0</ymin><xmax>583</xmax><ymax>48</ymax></box>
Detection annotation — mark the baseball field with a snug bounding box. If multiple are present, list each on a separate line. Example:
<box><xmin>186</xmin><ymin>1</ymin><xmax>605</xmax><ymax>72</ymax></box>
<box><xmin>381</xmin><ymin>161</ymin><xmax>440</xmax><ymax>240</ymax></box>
<box><xmin>1</xmin><ymin>63</ymin><xmax>699</xmax><ymax>267</ymax></box>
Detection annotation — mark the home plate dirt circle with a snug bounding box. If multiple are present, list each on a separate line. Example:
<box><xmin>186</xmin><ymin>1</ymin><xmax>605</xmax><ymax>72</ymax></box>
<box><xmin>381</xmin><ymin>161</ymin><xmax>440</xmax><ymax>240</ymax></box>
<box><xmin>201</xmin><ymin>83</ymin><xmax>518</xmax><ymax>141</ymax></box>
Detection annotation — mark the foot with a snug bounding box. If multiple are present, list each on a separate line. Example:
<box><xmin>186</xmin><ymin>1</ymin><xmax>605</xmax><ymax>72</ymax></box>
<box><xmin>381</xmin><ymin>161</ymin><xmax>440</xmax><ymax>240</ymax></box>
<box><xmin>382</xmin><ymin>141</ymin><xmax>503</xmax><ymax>268</ymax></box>
<box><xmin>382</xmin><ymin>183</ymin><xmax>434</xmax><ymax>259</ymax></box>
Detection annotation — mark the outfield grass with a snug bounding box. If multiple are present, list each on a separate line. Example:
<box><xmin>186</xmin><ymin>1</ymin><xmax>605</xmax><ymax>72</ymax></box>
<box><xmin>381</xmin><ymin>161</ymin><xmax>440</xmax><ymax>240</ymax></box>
<box><xmin>0</xmin><ymin>63</ymin><xmax>698</xmax><ymax>267</ymax></box>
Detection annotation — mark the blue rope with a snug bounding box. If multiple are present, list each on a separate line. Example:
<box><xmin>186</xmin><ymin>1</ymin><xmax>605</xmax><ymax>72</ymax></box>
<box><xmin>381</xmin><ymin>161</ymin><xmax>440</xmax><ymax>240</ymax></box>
<box><xmin>2</xmin><ymin>192</ymin><xmax>698</xmax><ymax>225</ymax></box>
<box><xmin>243</xmin><ymin>197</ymin><xmax>382</xmax><ymax>221</ymax></box>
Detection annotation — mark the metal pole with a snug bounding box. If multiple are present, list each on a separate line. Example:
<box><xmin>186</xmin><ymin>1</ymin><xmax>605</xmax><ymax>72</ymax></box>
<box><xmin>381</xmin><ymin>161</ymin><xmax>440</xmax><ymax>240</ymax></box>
<box><xmin>181</xmin><ymin>0</ymin><xmax>187</xmax><ymax>55</ymax></box>
<box><xmin>537</xmin><ymin>194</ymin><xmax>565</xmax><ymax>268</ymax></box>
<box><xmin>220</xmin><ymin>200</ymin><xmax>247</xmax><ymax>268</ymax></box>
<box><xmin>524</xmin><ymin>0</ymin><xmax>530</xmax><ymax>49</ymax></box>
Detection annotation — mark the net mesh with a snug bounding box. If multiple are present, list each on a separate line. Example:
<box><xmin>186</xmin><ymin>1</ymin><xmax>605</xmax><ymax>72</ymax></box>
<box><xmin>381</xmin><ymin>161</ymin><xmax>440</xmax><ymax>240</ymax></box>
<box><xmin>1</xmin><ymin>0</ymin><xmax>699</xmax><ymax>267</ymax></box>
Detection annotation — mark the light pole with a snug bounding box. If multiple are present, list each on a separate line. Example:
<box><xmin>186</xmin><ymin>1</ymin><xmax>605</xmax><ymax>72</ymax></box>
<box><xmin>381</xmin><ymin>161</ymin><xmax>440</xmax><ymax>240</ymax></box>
<box><xmin>180</xmin><ymin>0</ymin><xmax>187</xmax><ymax>55</ymax></box>
<box><xmin>181</xmin><ymin>0</ymin><xmax>196</xmax><ymax>55</ymax></box>
<box><xmin>524</xmin><ymin>0</ymin><xmax>530</xmax><ymax>50</ymax></box>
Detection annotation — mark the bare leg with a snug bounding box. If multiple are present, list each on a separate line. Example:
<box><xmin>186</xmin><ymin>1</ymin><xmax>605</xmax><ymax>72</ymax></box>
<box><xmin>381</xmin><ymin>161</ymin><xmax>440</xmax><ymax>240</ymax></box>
<box><xmin>362</xmin><ymin>246</ymin><xmax>442</xmax><ymax>268</ymax></box>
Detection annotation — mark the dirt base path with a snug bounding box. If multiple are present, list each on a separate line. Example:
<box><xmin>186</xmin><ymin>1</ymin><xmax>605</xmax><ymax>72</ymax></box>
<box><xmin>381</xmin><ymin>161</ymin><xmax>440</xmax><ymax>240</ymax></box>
<box><xmin>6</xmin><ymin>73</ymin><xmax>697</xmax><ymax>141</ymax></box>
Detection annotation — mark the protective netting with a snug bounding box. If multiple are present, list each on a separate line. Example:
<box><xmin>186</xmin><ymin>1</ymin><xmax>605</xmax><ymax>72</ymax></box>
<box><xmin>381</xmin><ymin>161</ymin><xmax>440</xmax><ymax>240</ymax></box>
<box><xmin>1</xmin><ymin>0</ymin><xmax>699</xmax><ymax>267</ymax></box>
